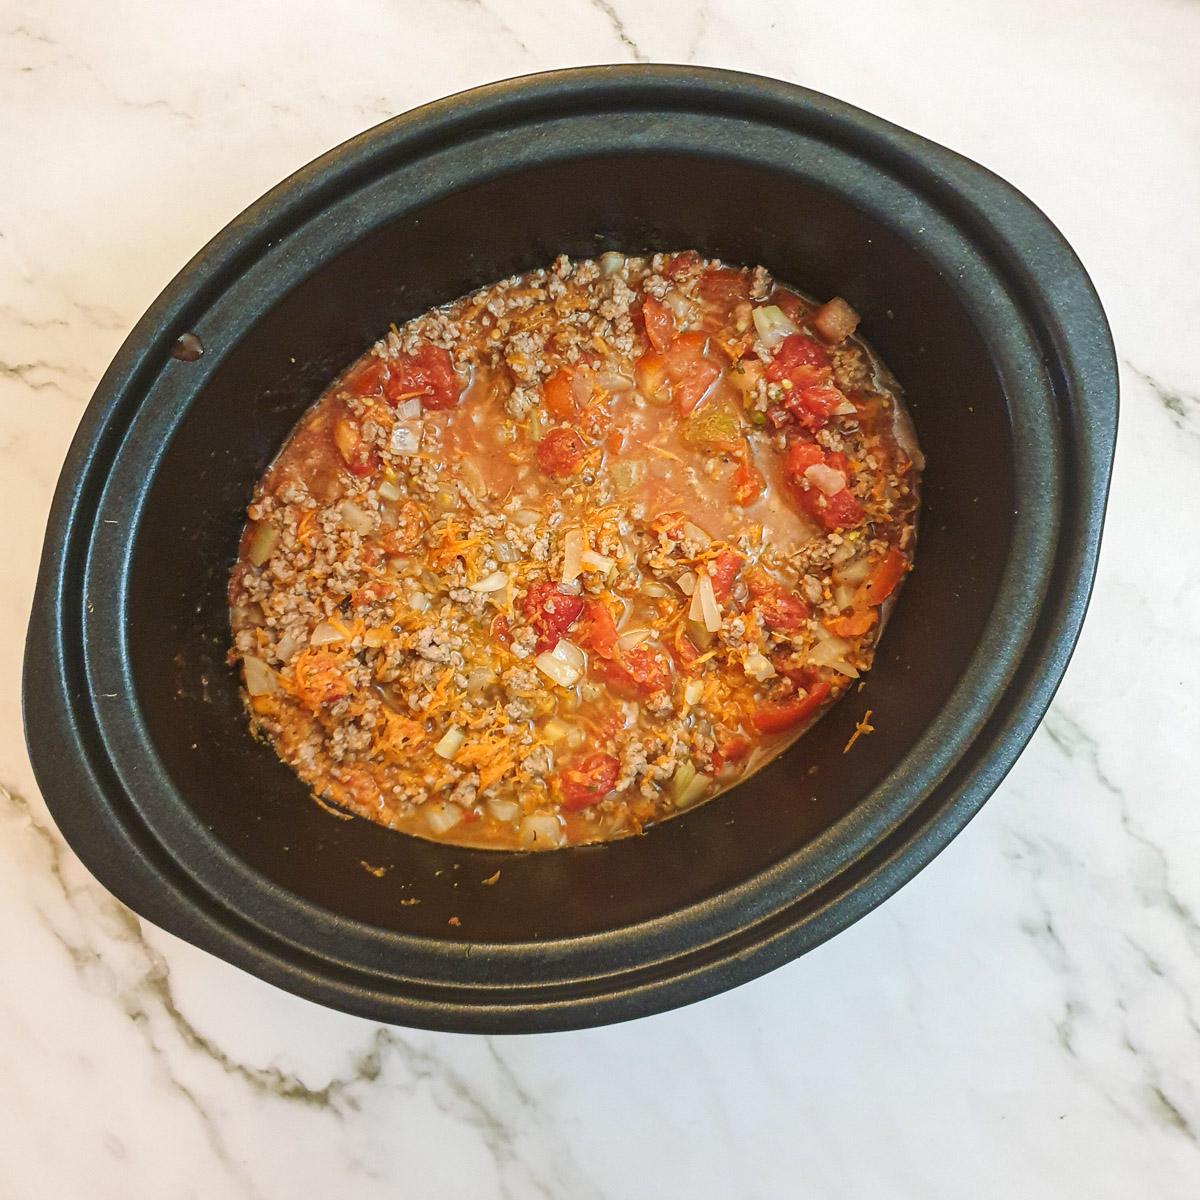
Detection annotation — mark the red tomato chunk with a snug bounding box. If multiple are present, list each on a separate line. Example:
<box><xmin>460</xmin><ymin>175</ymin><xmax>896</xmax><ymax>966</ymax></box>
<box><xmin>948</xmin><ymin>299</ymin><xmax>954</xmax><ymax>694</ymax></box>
<box><xmin>522</xmin><ymin>582</ymin><xmax>585</xmax><ymax>653</ymax></box>
<box><xmin>385</xmin><ymin>345</ymin><xmax>460</xmax><ymax>409</ymax></box>
<box><xmin>537</xmin><ymin>427</ymin><xmax>588</xmax><ymax>477</ymax></box>
<box><xmin>753</xmin><ymin>680</ymin><xmax>831</xmax><ymax>733</ymax></box>
<box><xmin>559</xmin><ymin>753</ymin><xmax>621</xmax><ymax>811</ymax></box>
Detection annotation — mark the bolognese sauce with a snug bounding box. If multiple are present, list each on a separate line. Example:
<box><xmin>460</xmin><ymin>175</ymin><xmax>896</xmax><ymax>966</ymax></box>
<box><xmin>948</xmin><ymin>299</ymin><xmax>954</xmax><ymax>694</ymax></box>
<box><xmin>229</xmin><ymin>252</ymin><xmax>922</xmax><ymax>850</ymax></box>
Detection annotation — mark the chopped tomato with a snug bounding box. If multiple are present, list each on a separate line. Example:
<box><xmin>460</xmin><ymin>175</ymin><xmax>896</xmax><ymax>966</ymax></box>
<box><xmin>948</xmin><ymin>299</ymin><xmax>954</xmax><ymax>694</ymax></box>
<box><xmin>818</xmin><ymin>488</ymin><xmax>866</xmax><ymax>531</ymax></box>
<box><xmin>707</xmin><ymin>550</ymin><xmax>743</xmax><ymax>602</ymax></box>
<box><xmin>559</xmin><ymin>753</ymin><xmax>621</xmax><ymax>811</ymax></box>
<box><xmin>542</xmin><ymin>368</ymin><xmax>578</xmax><ymax>419</ymax></box>
<box><xmin>491</xmin><ymin>613</ymin><xmax>512</xmax><ymax>646</ymax></box>
<box><xmin>577</xmin><ymin>599</ymin><xmax>669</xmax><ymax>694</ymax></box>
<box><xmin>698</xmin><ymin>268</ymin><xmax>751</xmax><ymax>328</ymax></box>
<box><xmin>650</xmin><ymin>511</ymin><xmax>687</xmax><ymax>540</ymax></box>
<box><xmin>642</xmin><ymin>296</ymin><xmax>676</xmax><ymax>350</ymax></box>
<box><xmin>332</xmin><ymin>418</ymin><xmax>379</xmax><ymax>478</ymax></box>
<box><xmin>536</xmin><ymin>427</ymin><xmax>587</xmax><ymax>477</ymax></box>
<box><xmin>667</xmin><ymin>333</ymin><xmax>723</xmax><ymax>415</ymax></box>
<box><xmin>730</xmin><ymin>459</ymin><xmax>765</xmax><ymax>506</ymax></box>
<box><xmin>635</xmin><ymin>349</ymin><xmax>669</xmax><ymax>402</ymax></box>
<box><xmin>578</xmin><ymin>401</ymin><xmax>613</xmax><ymax>440</ymax></box>
<box><xmin>620</xmin><ymin>646</ymin><xmax>673</xmax><ymax>693</ymax></box>
<box><xmin>863</xmin><ymin>547</ymin><xmax>907</xmax><ymax>605</ymax></box>
<box><xmin>521</xmin><ymin>582</ymin><xmax>585</xmax><ymax>653</ymax></box>
<box><xmin>674</xmin><ymin>630</ymin><xmax>701</xmax><ymax>667</ymax></box>
<box><xmin>383</xmin><ymin>345</ymin><xmax>460</xmax><ymax>410</ymax></box>
<box><xmin>350</xmin><ymin>579</ymin><xmax>391</xmax><ymax>608</ymax></box>
<box><xmin>712</xmin><ymin>731</ymin><xmax>751</xmax><ymax>771</ymax></box>
<box><xmin>824</xmin><ymin>610</ymin><xmax>877</xmax><ymax>638</ymax></box>
<box><xmin>753</xmin><ymin>680</ymin><xmax>832</xmax><ymax>734</ymax></box>
<box><xmin>747</xmin><ymin>569</ymin><xmax>810</xmax><ymax>631</ymax></box>
<box><xmin>784</xmin><ymin>440</ymin><xmax>865</xmax><ymax>532</ymax></box>
<box><xmin>663</xmin><ymin>250</ymin><xmax>701</xmax><ymax>279</ymax></box>
<box><xmin>343</xmin><ymin>356</ymin><xmax>386</xmax><ymax>397</ymax></box>
<box><xmin>592</xmin><ymin>646</ymin><xmax>671</xmax><ymax>697</ymax></box>
<box><xmin>382</xmin><ymin>501</ymin><xmax>429</xmax><ymax>554</ymax></box>
<box><xmin>784</xmin><ymin>440</ymin><xmax>826</xmax><ymax>479</ymax></box>
<box><xmin>636</xmin><ymin>333</ymin><xmax>723</xmax><ymax>415</ymax></box>
<box><xmin>765</xmin><ymin>333</ymin><xmax>830</xmax><ymax>381</ymax></box>
<box><xmin>292</xmin><ymin>650</ymin><xmax>352</xmax><ymax>710</ymax></box>
<box><xmin>782</xmin><ymin>382</ymin><xmax>845</xmax><ymax>431</ymax></box>
<box><xmin>576</xmin><ymin>598</ymin><xmax>620</xmax><ymax>657</ymax></box>
<box><xmin>771</xmin><ymin>289</ymin><xmax>808</xmax><ymax>324</ymax></box>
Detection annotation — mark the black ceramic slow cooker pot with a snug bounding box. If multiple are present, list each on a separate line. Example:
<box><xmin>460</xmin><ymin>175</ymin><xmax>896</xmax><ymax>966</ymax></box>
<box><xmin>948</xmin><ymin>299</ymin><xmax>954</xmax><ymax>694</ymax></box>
<box><xmin>23</xmin><ymin>66</ymin><xmax>1117</xmax><ymax>1032</ymax></box>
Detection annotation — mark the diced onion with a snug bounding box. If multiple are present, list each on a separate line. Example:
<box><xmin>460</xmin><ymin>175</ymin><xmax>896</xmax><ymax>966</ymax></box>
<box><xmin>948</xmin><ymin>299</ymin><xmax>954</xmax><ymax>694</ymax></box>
<box><xmin>752</xmin><ymin>304</ymin><xmax>800</xmax><ymax>349</ymax></box>
<box><xmin>833</xmin><ymin>582</ymin><xmax>857</xmax><ymax>611</ymax></box>
<box><xmin>535</xmin><ymin>639</ymin><xmax>585</xmax><ymax>688</ymax></box>
<box><xmin>339</xmin><ymin>501</ymin><xmax>373</xmax><ymax>535</ymax></box>
<box><xmin>275</xmin><ymin>632</ymin><xmax>301</xmax><ymax>662</ymax></box>
<box><xmin>681</xmin><ymin>521</ymin><xmax>711</xmax><ymax>547</ymax></box>
<box><xmin>743</xmin><ymin>651</ymin><xmax>776</xmax><ymax>682</ymax></box>
<box><xmin>461</xmin><ymin>460</ymin><xmax>487</xmax><ymax>498</ymax></box>
<box><xmin>834</xmin><ymin>555</ymin><xmax>872</xmax><ymax>587</ymax></box>
<box><xmin>677</xmin><ymin>571</ymin><xmax>697</xmax><ymax>596</ymax></box>
<box><xmin>242</xmin><ymin>656</ymin><xmax>278</xmax><ymax>696</ymax></box>
<box><xmin>520</xmin><ymin>813</ymin><xmax>565</xmax><ymax>848</ymax></box>
<box><xmin>408</xmin><ymin>591</ymin><xmax>430</xmax><ymax>613</ymax></box>
<box><xmin>804</xmin><ymin>463</ymin><xmax>847</xmax><ymax>495</ymax></box>
<box><xmin>808</xmin><ymin>630</ymin><xmax>860</xmax><ymax>678</ymax></box>
<box><xmin>389</xmin><ymin>420</ymin><xmax>422</xmax><ymax>455</ymax></box>
<box><xmin>611</xmin><ymin>459</ymin><xmax>645</xmax><ymax>493</ymax></box>
<box><xmin>433</xmin><ymin>487</ymin><xmax>459</xmax><ymax>514</ymax></box>
<box><xmin>599</xmin><ymin>251</ymin><xmax>626</xmax><ymax>276</ymax></box>
<box><xmin>378</xmin><ymin>480</ymin><xmax>403</xmax><ymax>502</ymax></box>
<box><xmin>695</xmin><ymin>570</ymin><xmax>722</xmax><ymax>633</ymax></box>
<box><xmin>543</xmin><ymin>717</ymin><xmax>572</xmax><ymax>742</ymax></box>
<box><xmin>434</xmin><ymin>727</ymin><xmax>466</xmax><ymax>760</ymax></box>
<box><xmin>641</xmin><ymin>581</ymin><xmax>669</xmax><ymax>598</ymax></box>
<box><xmin>616</xmin><ymin>629</ymin><xmax>651</xmax><ymax>651</ymax></box>
<box><xmin>247</xmin><ymin>523</ymin><xmax>279</xmax><ymax>567</ymax></box>
<box><xmin>310</xmin><ymin>620</ymin><xmax>346</xmax><ymax>647</ymax></box>
<box><xmin>466</xmin><ymin>667</ymin><xmax>496</xmax><ymax>693</ymax></box>
<box><xmin>670</xmin><ymin>760</ymin><xmax>709</xmax><ymax>808</ymax></box>
<box><xmin>468</xmin><ymin>570</ymin><xmax>509</xmax><ymax>593</ymax></box>
<box><xmin>595</xmin><ymin>370</ymin><xmax>635</xmax><ymax>394</ymax></box>
<box><xmin>834</xmin><ymin>398</ymin><xmax>858</xmax><ymax>416</ymax></box>
<box><xmin>664</xmin><ymin>290</ymin><xmax>691</xmax><ymax>320</ymax></box>
<box><xmin>561</xmin><ymin>528</ymin><xmax>586</xmax><ymax>584</ymax></box>
<box><xmin>684</xmin><ymin>679</ymin><xmax>704</xmax><ymax>705</ymax></box>
<box><xmin>492</xmin><ymin>539</ymin><xmax>516</xmax><ymax>563</ymax></box>
<box><xmin>514</xmin><ymin>508</ymin><xmax>542</xmax><ymax>526</ymax></box>
<box><xmin>394</xmin><ymin>397</ymin><xmax>422</xmax><ymax>419</ymax></box>
<box><xmin>424</xmin><ymin>800</ymin><xmax>463</xmax><ymax>833</ymax></box>
<box><xmin>580</xmin><ymin>549</ymin><xmax>616</xmax><ymax>574</ymax></box>
<box><xmin>488</xmin><ymin>797</ymin><xmax>521</xmax><ymax>822</ymax></box>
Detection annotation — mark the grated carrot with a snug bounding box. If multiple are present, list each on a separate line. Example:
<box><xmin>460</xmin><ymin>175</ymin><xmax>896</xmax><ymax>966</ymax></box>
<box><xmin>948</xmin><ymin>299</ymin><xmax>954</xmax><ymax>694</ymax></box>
<box><xmin>843</xmin><ymin>710</ymin><xmax>875</xmax><ymax>754</ymax></box>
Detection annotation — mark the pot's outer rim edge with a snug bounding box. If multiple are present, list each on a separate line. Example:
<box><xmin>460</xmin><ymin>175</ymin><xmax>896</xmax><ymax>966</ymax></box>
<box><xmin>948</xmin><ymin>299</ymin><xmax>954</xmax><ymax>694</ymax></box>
<box><xmin>22</xmin><ymin>65</ymin><xmax>1117</xmax><ymax>1032</ymax></box>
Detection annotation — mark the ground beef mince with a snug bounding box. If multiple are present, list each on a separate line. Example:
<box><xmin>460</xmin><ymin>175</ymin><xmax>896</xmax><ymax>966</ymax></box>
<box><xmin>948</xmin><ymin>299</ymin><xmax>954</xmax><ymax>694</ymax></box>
<box><xmin>229</xmin><ymin>252</ymin><xmax>922</xmax><ymax>851</ymax></box>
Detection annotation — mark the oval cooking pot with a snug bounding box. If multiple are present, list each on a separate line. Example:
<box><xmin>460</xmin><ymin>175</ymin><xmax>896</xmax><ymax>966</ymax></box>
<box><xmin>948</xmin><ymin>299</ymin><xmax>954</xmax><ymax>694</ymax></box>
<box><xmin>23</xmin><ymin>66</ymin><xmax>1117</xmax><ymax>1032</ymax></box>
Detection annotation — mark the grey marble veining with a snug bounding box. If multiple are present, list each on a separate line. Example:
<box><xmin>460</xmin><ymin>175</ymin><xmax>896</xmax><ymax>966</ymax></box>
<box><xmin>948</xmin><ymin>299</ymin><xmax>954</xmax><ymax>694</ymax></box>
<box><xmin>2</xmin><ymin>0</ymin><xmax>1199</xmax><ymax>1196</ymax></box>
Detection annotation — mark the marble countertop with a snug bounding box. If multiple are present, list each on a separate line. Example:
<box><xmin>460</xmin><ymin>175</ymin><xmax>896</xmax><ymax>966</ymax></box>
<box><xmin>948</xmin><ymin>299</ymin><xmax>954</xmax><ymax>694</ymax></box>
<box><xmin>3</xmin><ymin>1</ymin><xmax>1199</xmax><ymax>1196</ymax></box>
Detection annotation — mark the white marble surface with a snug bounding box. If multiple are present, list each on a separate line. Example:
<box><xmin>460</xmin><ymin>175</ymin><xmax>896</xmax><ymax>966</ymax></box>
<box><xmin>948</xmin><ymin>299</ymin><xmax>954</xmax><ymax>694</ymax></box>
<box><xmin>2</xmin><ymin>0</ymin><xmax>1199</xmax><ymax>1195</ymax></box>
